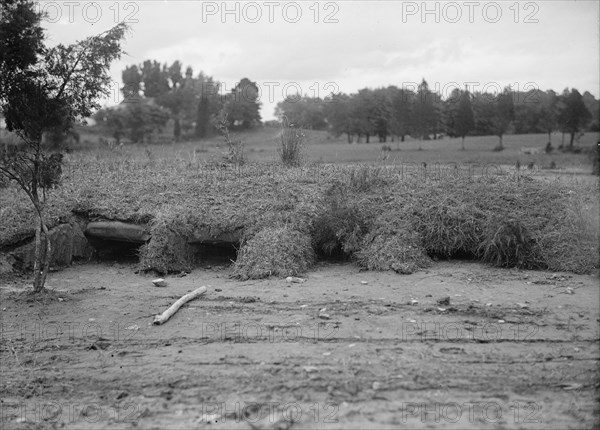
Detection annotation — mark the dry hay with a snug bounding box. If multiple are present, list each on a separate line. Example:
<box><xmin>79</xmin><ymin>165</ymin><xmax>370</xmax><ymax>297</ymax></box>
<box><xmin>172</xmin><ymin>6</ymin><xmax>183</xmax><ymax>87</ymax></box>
<box><xmin>355</xmin><ymin>228</ymin><xmax>432</xmax><ymax>274</ymax></box>
<box><xmin>233</xmin><ymin>226</ymin><xmax>315</xmax><ymax>280</ymax></box>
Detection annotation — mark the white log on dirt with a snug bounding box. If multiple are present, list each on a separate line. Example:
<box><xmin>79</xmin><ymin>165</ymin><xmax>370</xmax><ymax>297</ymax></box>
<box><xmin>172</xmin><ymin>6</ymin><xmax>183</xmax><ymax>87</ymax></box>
<box><xmin>153</xmin><ymin>286</ymin><xmax>207</xmax><ymax>325</ymax></box>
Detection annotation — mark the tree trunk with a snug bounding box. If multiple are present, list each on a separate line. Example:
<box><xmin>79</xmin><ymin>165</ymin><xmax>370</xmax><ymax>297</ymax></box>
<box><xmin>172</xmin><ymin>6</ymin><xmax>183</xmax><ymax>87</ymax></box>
<box><xmin>547</xmin><ymin>131</ymin><xmax>551</xmax><ymax>143</ymax></box>
<box><xmin>32</xmin><ymin>209</ymin><xmax>50</xmax><ymax>293</ymax></box>
<box><xmin>569</xmin><ymin>132</ymin><xmax>575</xmax><ymax>148</ymax></box>
<box><xmin>366</xmin><ymin>134</ymin><xmax>370</xmax><ymax>144</ymax></box>
<box><xmin>418</xmin><ymin>137</ymin><xmax>422</xmax><ymax>151</ymax></box>
<box><xmin>401</xmin><ymin>135</ymin><xmax>405</xmax><ymax>142</ymax></box>
<box><xmin>174</xmin><ymin>118</ymin><xmax>181</xmax><ymax>142</ymax></box>
<box><xmin>461</xmin><ymin>136</ymin><xmax>465</xmax><ymax>151</ymax></box>
<box><xmin>498</xmin><ymin>135</ymin><xmax>504</xmax><ymax>150</ymax></box>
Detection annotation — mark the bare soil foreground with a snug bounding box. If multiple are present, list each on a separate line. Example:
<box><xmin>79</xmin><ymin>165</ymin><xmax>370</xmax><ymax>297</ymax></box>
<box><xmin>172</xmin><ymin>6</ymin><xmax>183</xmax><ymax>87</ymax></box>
<box><xmin>1</xmin><ymin>261</ymin><xmax>599</xmax><ymax>429</ymax></box>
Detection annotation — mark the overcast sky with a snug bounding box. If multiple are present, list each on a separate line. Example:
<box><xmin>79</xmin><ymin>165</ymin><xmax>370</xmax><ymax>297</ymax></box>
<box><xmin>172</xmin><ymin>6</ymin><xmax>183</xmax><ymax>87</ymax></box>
<box><xmin>39</xmin><ymin>0</ymin><xmax>599</xmax><ymax>120</ymax></box>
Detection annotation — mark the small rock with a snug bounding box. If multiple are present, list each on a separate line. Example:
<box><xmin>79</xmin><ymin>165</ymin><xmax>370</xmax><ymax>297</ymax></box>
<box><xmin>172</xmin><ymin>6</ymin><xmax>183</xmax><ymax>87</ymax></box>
<box><xmin>516</xmin><ymin>303</ymin><xmax>529</xmax><ymax>309</ymax></box>
<box><xmin>303</xmin><ymin>366</ymin><xmax>318</xmax><ymax>373</ymax></box>
<box><xmin>437</xmin><ymin>297</ymin><xmax>451</xmax><ymax>306</ymax></box>
<box><xmin>372</xmin><ymin>381</ymin><xmax>382</xmax><ymax>390</ymax></box>
<box><xmin>565</xmin><ymin>287</ymin><xmax>574</xmax><ymax>295</ymax></box>
<box><xmin>437</xmin><ymin>307</ymin><xmax>446</xmax><ymax>312</ymax></box>
<box><xmin>152</xmin><ymin>278</ymin><xmax>168</xmax><ymax>287</ymax></box>
<box><xmin>486</xmin><ymin>303</ymin><xmax>492</xmax><ymax>307</ymax></box>
<box><xmin>409</xmin><ymin>299</ymin><xmax>419</xmax><ymax>305</ymax></box>
<box><xmin>360</xmin><ymin>281</ymin><xmax>368</xmax><ymax>285</ymax></box>
<box><xmin>215</xmin><ymin>288</ymin><xmax>222</xmax><ymax>292</ymax></box>
<box><xmin>286</xmin><ymin>276</ymin><xmax>306</xmax><ymax>283</ymax></box>
<box><xmin>498</xmin><ymin>320</ymin><xmax>505</xmax><ymax>323</ymax></box>
<box><xmin>319</xmin><ymin>313</ymin><xmax>331</xmax><ymax>320</ymax></box>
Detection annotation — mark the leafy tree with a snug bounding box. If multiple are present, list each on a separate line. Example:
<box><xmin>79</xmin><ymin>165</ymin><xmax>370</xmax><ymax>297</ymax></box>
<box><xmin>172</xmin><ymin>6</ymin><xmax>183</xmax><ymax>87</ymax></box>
<box><xmin>94</xmin><ymin>101</ymin><xmax>170</xmax><ymax>143</ymax></box>
<box><xmin>140</xmin><ymin>60</ymin><xmax>169</xmax><ymax>98</ymax></box>
<box><xmin>473</xmin><ymin>88</ymin><xmax>514</xmax><ymax>150</ymax></box>
<box><xmin>324</xmin><ymin>93</ymin><xmax>355</xmax><ymax>142</ymax></box>
<box><xmin>445</xmin><ymin>88</ymin><xmax>474</xmax><ymax>150</ymax></box>
<box><xmin>557</xmin><ymin>88</ymin><xmax>593</xmax><ymax>149</ymax></box>
<box><xmin>389</xmin><ymin>86</ymin><xmax>413</xmax><ymax>145</ymax></box>
<box><xmin>411</xmin><ymin>79</ymin><xmax>439</xmax><ymax>149</ymax></box>
<box><xmin>275</xmin><ymin>95</ymin><xmax>327</xmax><ymax>130</ymax></box>
<box><xmin>222</xmin><ymin>78</ymin><xmax>261</xmax><ymax>129</ymax></box>
<box><xmin>538</xmin><ymin>90</ymin><xmax>558</xmax><ymax>143</ymax></box>
<box><xmin>121</xmin><ymin>64</ymin><xmax>142</xmax><ymax>102</ymax></box>
<box><xmin>0</xmin><ymin>0</ymin><xmax>129</xmax><ymax>292</ymax></box>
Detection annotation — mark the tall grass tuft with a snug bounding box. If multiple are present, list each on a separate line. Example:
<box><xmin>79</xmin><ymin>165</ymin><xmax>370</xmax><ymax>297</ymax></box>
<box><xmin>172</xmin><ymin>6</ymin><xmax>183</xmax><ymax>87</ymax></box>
<box><xmin>278</xmin><ymin>116</ymin><xmax>305</xmax><ymax>166</ymax></box>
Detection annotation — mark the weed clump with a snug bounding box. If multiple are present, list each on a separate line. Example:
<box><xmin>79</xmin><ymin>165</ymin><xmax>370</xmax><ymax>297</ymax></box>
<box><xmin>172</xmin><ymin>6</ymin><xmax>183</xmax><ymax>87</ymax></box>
<box><xmin>233</xmin><ymin>226</ymin><xmax>315</xmax><ymax>280</ymax></box>
<box><xmin>278</xmin><ymin>117</ymin><xmax>305</xmax><ymax>166</ymax></box>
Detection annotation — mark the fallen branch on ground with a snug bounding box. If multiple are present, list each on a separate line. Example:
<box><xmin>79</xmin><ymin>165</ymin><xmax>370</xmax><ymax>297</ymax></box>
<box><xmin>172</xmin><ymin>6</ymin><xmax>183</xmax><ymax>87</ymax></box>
<box><xmin>153</xmin><ymin>286</ymin><xmax>207</xmax><ymax>325</ymax></box>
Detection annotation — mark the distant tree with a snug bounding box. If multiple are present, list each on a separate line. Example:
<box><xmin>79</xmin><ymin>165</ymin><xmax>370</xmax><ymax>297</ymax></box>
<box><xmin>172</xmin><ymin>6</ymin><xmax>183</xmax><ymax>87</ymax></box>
<box><xmin>473</xmin><ymin>88</ymin><xmax>515</xmax><ymax>150</ymax></box>
<box><xmin>121</xmin><ymin>65</ymin><xmax>142</xmax><ymax>102</ymax></box>
<box><xmin>557</xmin><ymin>88</ymin><xmax>592</xmax><ymax>149</ymax></box>
<box><xmin>389</xmin><ymin>86</ymin><xmax>413</xmax><ymax>145</ymax></box>
<box><xmin>222</xmin><ymin>78</ymin><xmax>261</xmax><ymax>129</ymax></box>
<box><xmin>194</xmin><ymin>74</ymin><xmax>222</xmax><ymax>138</ymax></box>
<box><xmin>370</xmin><ymin>88</ymin><xmax>393</xmax><ymax>142</ymax></box>
<box><xmin>94</xmin><ymin>101</ymin><xmax>170</xmax><ymax>143</ymax></box>
<box><xmin>411</xmin><ymin>79</ymin><xmax>439</xmax><ymax>149</ymax></box>
<box><xmin>445</xmin><ymin>88</ymin><xmax>474</xmax><ymax>150</ymax></box>
<box><xmin>140</xmin><ymin>60</ymin><xmax>169</xmax><ymax>98</ymax></box>
<box><xmin>275</xmin><ymin>95</ymin><xmax>327</xmax><ymax>130</ymax></box>
<box><xmin>582</xmin><ymin>91</ymin><xmax>600</xmax><ymax>132</ymax></box>
<box><xmin>538</xmin><ymin>90</ymin><xmax>558</xmax><ymax>143</ymax></box>
<box><xmin>324</xmin><ymin>93</ymin><xmax>354</xmax><ymax>142</ymax></box>
<box><xmin>0</xmin><ymin>0</ymin><xmax>129</xmax><ymax>292</ymax></box>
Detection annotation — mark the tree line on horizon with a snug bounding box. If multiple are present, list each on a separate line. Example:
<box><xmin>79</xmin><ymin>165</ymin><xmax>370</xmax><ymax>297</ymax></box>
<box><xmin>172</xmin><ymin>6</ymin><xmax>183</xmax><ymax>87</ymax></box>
<box><xmin>277</xmin><ymin>81</ymin><xmax>598</xmax><ymax>151</ymax></box>
<box><xmin>92</xmin><ymin>59</ymin><xmax>597</xmax><ymax>151</ymax></box>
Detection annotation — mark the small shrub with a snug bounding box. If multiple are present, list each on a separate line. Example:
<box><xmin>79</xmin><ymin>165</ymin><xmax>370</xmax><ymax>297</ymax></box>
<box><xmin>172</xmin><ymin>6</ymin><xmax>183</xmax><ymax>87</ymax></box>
<box><xmin>278</xmin><ymin>117</ymin><xmax>305</xmax><ymax>166</ymax></box>
<box><xmin>233</xmin><ymin>226</ymin><xmax>314</xmax><ymax>280</ymax></box>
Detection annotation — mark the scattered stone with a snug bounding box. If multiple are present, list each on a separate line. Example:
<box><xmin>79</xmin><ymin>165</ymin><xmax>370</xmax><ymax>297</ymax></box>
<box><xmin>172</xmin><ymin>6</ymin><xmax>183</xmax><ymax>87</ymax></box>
<box><xmin>409</xmin><ymin>299</ymin><xmax>419</xmax><ymax>305</ymax></box>
<box><xmin>286</xmin><ymin>276</ymin><xmax>306</xmax><ymax>283</ymax></box>
<box><xmin>152</xmin><ymin>278</ymin><xmax>168</xmax><ymax>287</ymax></box>
<box><xmin>303</xmin><ymin>366</ymin><xmax>318</xmax><ymax>373</ymax></box>
<box><xmin>516</xmin><ymin>303</ymin><xmax>529</xmax><ymax>309</ymax></box>
<box><xmin>566</xmin><ymin>287</ymin><xmax>575</xmax><ymax>295</ymax></box>
<box><xmin>319</xmin><ymin>313</ymin><xmax>331</xmax><ymax>320</ymax></box>
<box><xmin>360</xmin><ymin>281</ymin><xmax>368</xmax><ymax>285</ymax></box>
<box><xmin>372</xmin><ymin>382</ymin><xmax>382</xmax><ymax>390</ymax></box>
<box><xmin>498</xmin><ymin>320</ymin><xmax>505</xmax><ymax>323</ymax></box>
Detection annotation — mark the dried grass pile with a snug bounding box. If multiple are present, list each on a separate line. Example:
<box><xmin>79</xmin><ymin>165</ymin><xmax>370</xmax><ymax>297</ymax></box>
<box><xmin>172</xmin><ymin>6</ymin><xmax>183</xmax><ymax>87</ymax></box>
<box><xmin>232</xmin><ymin>226</ymin><xmax>315</xmax><ymax>280</ymax></box>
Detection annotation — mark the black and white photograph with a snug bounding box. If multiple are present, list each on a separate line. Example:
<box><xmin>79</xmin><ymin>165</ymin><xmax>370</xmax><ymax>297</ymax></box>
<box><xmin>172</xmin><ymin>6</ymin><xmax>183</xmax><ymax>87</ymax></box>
<box><xmin>1</xmin><ymin>0</ymin><xmax>599</xmax><ymax>428</ymax></box>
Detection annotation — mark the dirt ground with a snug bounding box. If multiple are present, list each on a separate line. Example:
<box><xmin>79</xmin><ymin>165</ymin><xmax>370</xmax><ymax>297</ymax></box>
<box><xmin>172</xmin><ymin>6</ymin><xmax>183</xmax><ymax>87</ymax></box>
<box><xmin>1</xmin><ymin>260</ymin><xmax>599</xmax><ymax>429</ymax></box>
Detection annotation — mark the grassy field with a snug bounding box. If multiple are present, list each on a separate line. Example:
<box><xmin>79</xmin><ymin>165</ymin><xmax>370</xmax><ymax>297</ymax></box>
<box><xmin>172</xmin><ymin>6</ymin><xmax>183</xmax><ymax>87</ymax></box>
<box><xmin>74</xmin><ymin>127</ymin><xmax>599</xmax><ymax>170</ymax></box>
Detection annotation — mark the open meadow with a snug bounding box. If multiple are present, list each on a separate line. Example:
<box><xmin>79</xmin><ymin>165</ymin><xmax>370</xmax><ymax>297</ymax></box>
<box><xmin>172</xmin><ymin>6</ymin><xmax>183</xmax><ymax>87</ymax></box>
<box><xmin>1</xmin><ymin>130</ymin><xmax>599</xmax><ymax>429</ymax></box>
